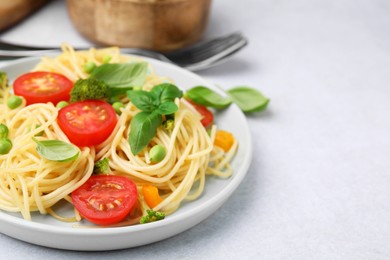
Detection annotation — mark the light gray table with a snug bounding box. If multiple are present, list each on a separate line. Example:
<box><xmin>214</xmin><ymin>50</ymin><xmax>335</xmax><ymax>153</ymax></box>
<box><xmin>1</xmin><ymin>0</ymin><xmax>389</xmax><ymax>259</ymax></box>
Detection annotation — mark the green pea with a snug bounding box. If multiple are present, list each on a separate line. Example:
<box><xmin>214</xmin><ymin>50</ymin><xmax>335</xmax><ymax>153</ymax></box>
<box><xmin>0</xmin><ymin>124</ymin><xmax>8</xmax><ymax>139</ymax></box>
<box><xmin>149</xmin><ymin>144</ymin><xmax>166</xmax><ymax>163</ymax></box>
<box><xmin>56</xmin><ymin>101</ymin><xmax>69</xmax><ymax>109</ymax></box>
<box><xmin>7</xmin><ymin>95</ymin><xmax>23</xmax><ymax>109</ymax></box>
<box><xmin>102</xmin><ymin>55</ymin><xmax>112</xmax><ymax>64</ymax></box>
<box><xmin>84</xmin><ymin>61</ymin><xmax>96</xmax><ymax>73</ymax></box>
<box><xmin>112</xmin><ymin>102</ymin><xmax>125</xmax><ymax>115</ymax></box>
<box><xmin>0</xmin><ymin>138</ymin><xmax>12</xmax><ymax>155</ymax></box>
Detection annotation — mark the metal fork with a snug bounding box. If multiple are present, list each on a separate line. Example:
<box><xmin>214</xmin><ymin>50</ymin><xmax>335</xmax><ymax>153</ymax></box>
<box><xmin>0</xmin><ymin>33</ymin><xmax>248</xmax><ymax>71</ymax></box>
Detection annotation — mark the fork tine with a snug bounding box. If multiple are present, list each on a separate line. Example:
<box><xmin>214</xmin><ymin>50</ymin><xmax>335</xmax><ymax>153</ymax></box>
<box><xmin>165</xmin><ymin>33</ymin><xmax>246</xmax><ymax>65</ymax></box>
<box><xmin>183</xmin><ymin>37</ymin><xmax>248</xmax><ymax>71</ymax></box>
<box><xmin>165</xmin><ymin>33</ymin><xmax>242</xmax><ymax>60</ymax></box>
<box><xmin>182</xmin><ymin>33</ymin><xmax>243</xmax><ymax>55</ymax></box>
<box><xmin>193</xmin><ymin>34</ymin><xmax>246</xmax><ymax>62</ymax></box>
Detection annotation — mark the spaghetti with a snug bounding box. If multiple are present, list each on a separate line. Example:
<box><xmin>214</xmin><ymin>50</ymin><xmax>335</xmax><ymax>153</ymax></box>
<box><xmin>0</xmin><ymin>44</ymin><xmax>237</xmax><ymax>224</ymax></box>
<box><xmin>0</xmin><ymin>102</ymin><xmax>95</xmax><ymax>220</ymax></box>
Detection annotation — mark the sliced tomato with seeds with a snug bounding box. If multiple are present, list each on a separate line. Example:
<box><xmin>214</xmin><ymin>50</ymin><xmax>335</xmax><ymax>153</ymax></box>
<box><xmin>71</xmin><ymin>175</ymin><xmax>138</xmax><ymax>226</ymax></box>
<box><xmin>57</xmin><ymin>100</ymin><xmax>117</xmax><ymax>147</ymax></box>
<box><xmin>187</xmin><ymin>99</ymin><xmax>214</xmax><ymax>127</ymax></box>
<box><xmin>13</xmin><ymin>71</ymin><xmax>73</xmax><ymax>105</ymax></box>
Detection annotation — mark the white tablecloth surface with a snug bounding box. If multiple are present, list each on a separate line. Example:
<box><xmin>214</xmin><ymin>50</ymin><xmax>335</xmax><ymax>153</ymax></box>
<box><xmin>1</xmin><ymin>0</ymin><xmax>389</xmax><ymax>259</ymax></box>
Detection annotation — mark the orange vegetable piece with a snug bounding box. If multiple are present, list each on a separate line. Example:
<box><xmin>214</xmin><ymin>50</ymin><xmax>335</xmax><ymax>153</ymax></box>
<box><xmin>142</xmin><ymin>185</ymin><xmax>163</xmax><ymax>208</ymax></box>
<box><xmin>214</xmin><ymin>130</ymin><xmax>235</xmax><ymax>152</ymax></box>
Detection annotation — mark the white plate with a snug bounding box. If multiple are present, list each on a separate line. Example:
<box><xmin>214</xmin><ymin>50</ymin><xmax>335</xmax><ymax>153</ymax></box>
<box><xmin>0</xmin><ymin>56</ymin><xmax>252</xmax><ymax>251</ymax></box>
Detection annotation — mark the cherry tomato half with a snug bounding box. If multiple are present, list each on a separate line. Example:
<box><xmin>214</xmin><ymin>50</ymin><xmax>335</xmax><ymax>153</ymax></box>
<box><xmin>57</xmin><ymin>100</ymin><xmax>117</xmax><ymax>147</ymax></box>
<box><xmin>187</xmin><ymin>100</ymin><xmax>214</xmax><ymax>127</ymax></box>
<box><xmin>71</xmin><ymin>175</ymin><xmax>138</xmax><ymax>225</ymax></box>
<box><xmin>13</xmin><ymin>71</ymin><xmax>73</xmax><ymax>105</ymax></box>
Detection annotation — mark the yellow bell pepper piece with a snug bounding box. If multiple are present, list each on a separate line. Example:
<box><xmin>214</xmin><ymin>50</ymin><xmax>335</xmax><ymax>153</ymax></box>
<box><xmin>142</xmin><ymin>185</ymin><xmax>163</xmax><ymax>208</ymax></box>
<box><xmin>214</xmin><ymin>130</ymin><xmax>235</xmax><ymax>152</ymax></box>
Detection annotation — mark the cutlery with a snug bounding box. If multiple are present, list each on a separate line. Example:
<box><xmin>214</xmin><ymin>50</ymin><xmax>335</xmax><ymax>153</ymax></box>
<box><xmin>0</xmin><ymin>33</ymin><xmax>248</xmax><ymax>71</ymax></box>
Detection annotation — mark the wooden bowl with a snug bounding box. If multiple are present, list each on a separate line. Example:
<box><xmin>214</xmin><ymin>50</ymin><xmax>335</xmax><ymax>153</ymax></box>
<box><xmin>0</xmin><ymin>0</ymin><xmax>50</xmax><ymax>31</ymax></box>
<box><xmin>67</xmin><ymin>0</ymin><xmax>212</xmax><ymax>51</ymax></box>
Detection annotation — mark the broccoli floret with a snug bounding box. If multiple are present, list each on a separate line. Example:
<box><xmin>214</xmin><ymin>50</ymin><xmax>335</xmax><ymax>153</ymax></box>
<box><xmin>93</xmin><ymin>158</ymin><xmax>110</xmax><ymax>174</ymax></box>
<box><xmin>70</xmin><ymin>78</ymin><xmax>109</xmax><ymax>102</ymax></box>
<box><xmin>0</xmin><ymin>71</ymin><xmax>8</xmax><ymax>89</ymax></box>
<box><xmin>162</xmin><ymin>119</ymin><xmax>174</xmax><ymax>131</ymax></box>
<box><xmin>139</xmin><ymin>209</ymin><xmax>166</xmax><ymax>224</ymax></box>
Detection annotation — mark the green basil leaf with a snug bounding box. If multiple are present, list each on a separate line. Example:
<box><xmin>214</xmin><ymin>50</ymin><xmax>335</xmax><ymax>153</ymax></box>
<box><xmin>227</xmin><ymin>86</ymin><xmax>270</xmax><ymax>113</ymax></box>
<box><xmin>127</xmin><ymin>90</ymin><xmax>157</xmax><ymax>112</ymax></box>
<box><xmin>91</xmin><ymin>62</ymin><xmax>148</xmax><ymax>95</ymax></box>
<box><xmin>151</xmin><ymin>83</ymin><xmax>183</xmax><ymax>104</ymax></box>
<box><xmin>155</xmin><ymin>101</ymin><xmax>178</xmax><ymax>115</ymax></box>
<box><xmin>129</xmin><ymin>111</ymin><xmax>162</xmax><ymax>155</ymax></box>
<box><xmin>185</xmin><ymin>86</ymin><xmax>232</xmax><ymax>109</ymax></box>
<box><xmin>33</xmin><ymin>138</ymin><xmax>79</xmax><ymax>162</ymax></box>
